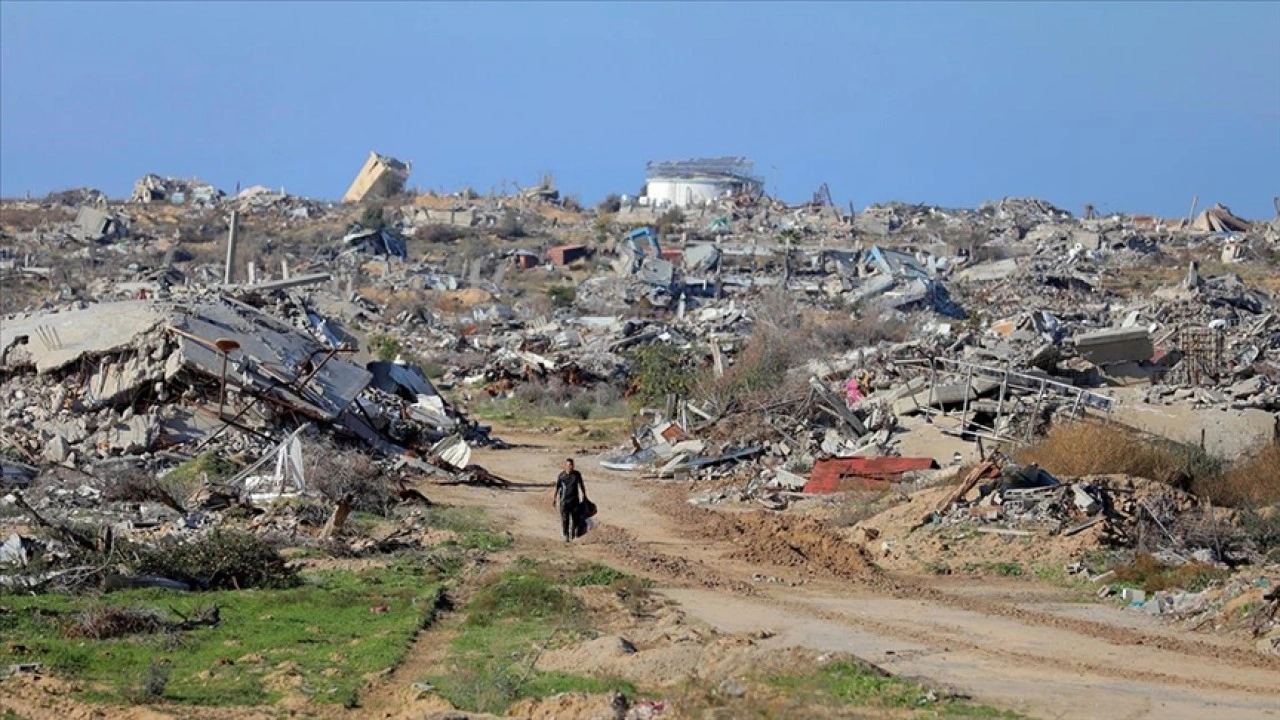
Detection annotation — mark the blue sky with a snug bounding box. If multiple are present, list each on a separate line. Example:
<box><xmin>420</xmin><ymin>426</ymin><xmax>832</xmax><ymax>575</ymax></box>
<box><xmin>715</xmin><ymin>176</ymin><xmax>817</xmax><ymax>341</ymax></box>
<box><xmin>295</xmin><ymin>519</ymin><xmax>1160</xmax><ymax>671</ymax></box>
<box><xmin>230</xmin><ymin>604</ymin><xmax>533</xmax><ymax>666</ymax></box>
<box><xmin>2</xmin><ymin>2</ymin><xmax>1278</xmax><ymax>218</ymax></box>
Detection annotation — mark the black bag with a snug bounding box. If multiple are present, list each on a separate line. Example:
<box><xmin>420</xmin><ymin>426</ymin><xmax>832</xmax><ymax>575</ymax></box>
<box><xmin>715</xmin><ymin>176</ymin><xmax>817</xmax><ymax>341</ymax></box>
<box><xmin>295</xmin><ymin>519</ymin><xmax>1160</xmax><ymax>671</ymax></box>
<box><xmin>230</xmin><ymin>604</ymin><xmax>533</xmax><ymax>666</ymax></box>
<box><xmin>572</xmin><ymin>499</ymin><xmax>597</xmax><ymax>539</ymax></box>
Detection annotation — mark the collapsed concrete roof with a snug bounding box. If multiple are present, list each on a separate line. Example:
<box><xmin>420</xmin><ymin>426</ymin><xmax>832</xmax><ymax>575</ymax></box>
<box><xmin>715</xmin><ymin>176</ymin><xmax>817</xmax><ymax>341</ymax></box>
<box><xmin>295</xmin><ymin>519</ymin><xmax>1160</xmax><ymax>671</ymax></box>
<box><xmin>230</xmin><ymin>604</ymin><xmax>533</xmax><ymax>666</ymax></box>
<box><xmin>2</xmin><ymin>296</ymin><xmax>371</xmax><ymax>421</ymax></box>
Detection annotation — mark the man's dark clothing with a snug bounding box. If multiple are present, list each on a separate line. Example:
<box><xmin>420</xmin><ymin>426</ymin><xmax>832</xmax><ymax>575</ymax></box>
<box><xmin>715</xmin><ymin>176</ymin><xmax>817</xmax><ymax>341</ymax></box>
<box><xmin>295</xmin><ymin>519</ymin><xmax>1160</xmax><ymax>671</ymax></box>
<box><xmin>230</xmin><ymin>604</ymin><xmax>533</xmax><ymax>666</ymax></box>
<box><xmin>556</xmin><ymin>469</ymin><xmax>585</xmax><ymax>540</ymax></box>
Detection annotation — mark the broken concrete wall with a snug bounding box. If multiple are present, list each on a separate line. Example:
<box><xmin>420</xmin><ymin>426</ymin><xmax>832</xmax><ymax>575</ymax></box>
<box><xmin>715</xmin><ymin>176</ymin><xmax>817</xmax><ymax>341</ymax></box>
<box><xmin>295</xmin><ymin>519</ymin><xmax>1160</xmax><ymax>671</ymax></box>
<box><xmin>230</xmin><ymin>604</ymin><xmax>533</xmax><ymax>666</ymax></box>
<box><xmin>343</xmin><ymin>152</ymin><xmax>411</xmax><ymax>204</ymax></box>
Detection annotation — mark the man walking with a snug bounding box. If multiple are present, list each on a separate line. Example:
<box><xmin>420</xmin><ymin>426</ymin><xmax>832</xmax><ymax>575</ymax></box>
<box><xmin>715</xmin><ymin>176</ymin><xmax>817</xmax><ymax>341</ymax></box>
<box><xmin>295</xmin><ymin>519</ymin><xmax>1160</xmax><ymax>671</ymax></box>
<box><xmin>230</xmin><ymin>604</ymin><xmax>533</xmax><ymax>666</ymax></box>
<box><xmin>553</xmin><ymin>458</ymin><xmax>587</xmax><ymax>542</ymax></box>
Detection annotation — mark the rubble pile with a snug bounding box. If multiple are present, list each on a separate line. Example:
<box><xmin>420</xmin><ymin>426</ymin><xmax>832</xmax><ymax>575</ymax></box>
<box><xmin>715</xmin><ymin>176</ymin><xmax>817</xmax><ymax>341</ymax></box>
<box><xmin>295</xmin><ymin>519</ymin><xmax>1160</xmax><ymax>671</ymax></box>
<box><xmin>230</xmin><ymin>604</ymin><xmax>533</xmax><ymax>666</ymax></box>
<box><xmin>3</xmin><ymin>157</ymin><xmax>1279</xmax><ymax>599</ymax></box>
<box><xmin>0</xmin><ymin>286</ymin><xmax>499</xmax><ymax>487</ymax></box>
<box><xmin>919</xmin><ymin>460</ymin><xmax>1243</xmax><ymax>554</ymax></box>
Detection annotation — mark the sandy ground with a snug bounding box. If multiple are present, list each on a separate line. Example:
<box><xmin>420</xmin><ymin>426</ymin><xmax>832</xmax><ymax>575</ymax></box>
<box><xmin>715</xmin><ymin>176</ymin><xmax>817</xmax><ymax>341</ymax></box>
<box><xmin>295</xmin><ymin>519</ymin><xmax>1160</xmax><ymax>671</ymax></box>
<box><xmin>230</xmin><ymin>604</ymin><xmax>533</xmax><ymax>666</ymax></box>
<box><xmin>433</xmin><ymin>435</ymin><xmax>1280</xmax><ymax>720</ymax></box>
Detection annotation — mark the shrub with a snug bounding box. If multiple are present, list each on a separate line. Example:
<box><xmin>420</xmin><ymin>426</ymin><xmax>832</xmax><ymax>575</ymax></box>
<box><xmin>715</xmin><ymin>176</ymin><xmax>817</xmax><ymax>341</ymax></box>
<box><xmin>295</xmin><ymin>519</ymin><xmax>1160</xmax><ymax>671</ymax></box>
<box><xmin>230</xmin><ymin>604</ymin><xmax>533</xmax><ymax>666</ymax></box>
<box><xmin>128</xmin><ymin>529</ymin><xmax>299</xmax><ymax>591</ymax></box>
<box><xmin>127</xmin><ymin>662</ymin><xmax>172</xmax><ymax>704</ymax></box>
<box><xmin>163</xmin><ymin>453</ymin><xmax>237</xmax><ymax>487</ymax></box>
<box><xmin>418</xmin><ymin>224</ymin><xmax>471</xmax><ymax>245</ymax></box>
<box><xmin>370</xmin><ymin>334</ymin><xmax>403</xmax><ymax>361</ymax></box>
<box><xmin>546</xmin><ymin>285</ymin><xmax>576</xmax><ymax>309</ymax></box>
<box><xmin>595</xmin><ymin>194</ymin><xmax>622</xmax><ymax>214</ymax></box>
<box><xmin>655</xmin><ymin>207</ymin><xmax>685</xmax><ymax>235</ymax></box>
<box><xmin>102</xmin><ymin>464</ymin><xmax>192</xmax><ymax>515</ymax></box>
<box><xmin>626</xmin><ymin>343</ymin><xmax>703</xmax><ymax>407</ymax></box>
<box><xmin>496</xmin><ymin>210</ymin><xmax>524</xmax><ymax>238</ymax></box>
<box><xmin>1110</xmin><ymin>553</ymin><xmax>1230</xmax><ymax>593</ymax></box>
<box><xmin>811</xmin><ymin>311</ymin><xmax>910</xmax><ymax>350</ymax></box>
<box><xmin>65</xmin><ymin>607</ymin><xmax>169</xmax><ymax>640</ymax></box>
<box><xmin>1021</xmin><ymin>425</ymin><xmax>1280</xmax><ymax>510</ymax></box>
<box><xmin>359</xmin><ymin>205</ymin><xmax>387</xmax><ymax>230</ymax></box>
<box><xmin>1240</xmin><ymin>509</ymin><xmax>1280</xmax><ymax>563</ymax></box>
<box><xmin>1017</xmin><ymin>422</ymin><xmax>1224</xmax><ymax>490</ymax></box>
<box><xmin>304</xmin><ymin>438</ymin><xmax>395</xmax><ymax>515</ymax></box>
<box><xmin>1210</xmin><ymin>442</ymin><xmax>1280</xmax><ymax>507</ymax></box>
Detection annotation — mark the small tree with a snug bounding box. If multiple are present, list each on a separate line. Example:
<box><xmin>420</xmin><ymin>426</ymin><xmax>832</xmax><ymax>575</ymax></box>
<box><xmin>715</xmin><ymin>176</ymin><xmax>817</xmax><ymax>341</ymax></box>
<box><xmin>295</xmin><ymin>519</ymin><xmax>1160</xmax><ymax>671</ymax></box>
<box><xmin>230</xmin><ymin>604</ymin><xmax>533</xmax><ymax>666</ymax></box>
<box><xmin>546</xmin><ymin>285</ymin><xmax>576</xmax><ymax>309</ymax></box>
<box><xmin>626</xmin><ymin>343</ymin><xmax>701</xmax><ymax>407</ymax></box>
<box><xmin>359</xmin><ymin>205</ymin><xmax>388</xmax><ymax>230</ymax></box>
<box><xmin>656</xmin><ymin>207</ymin><xmax>686</xmax><ymax>236</ymax></box>
<box><xmin>596</xmin><ymin>193</ymin><xmax>622</xmax><ymax>214</ymax></box>
<box><xmin>496</xmin><ymin>210</ymin><xmax>524</xmax><ymax>238</ymax></box>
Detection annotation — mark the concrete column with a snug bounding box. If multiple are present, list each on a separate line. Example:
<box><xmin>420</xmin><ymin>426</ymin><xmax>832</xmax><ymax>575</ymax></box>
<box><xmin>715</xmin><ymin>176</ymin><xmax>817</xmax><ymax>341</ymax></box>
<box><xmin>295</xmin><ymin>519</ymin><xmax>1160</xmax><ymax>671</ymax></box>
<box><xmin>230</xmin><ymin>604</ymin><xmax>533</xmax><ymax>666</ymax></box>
<box><xmin>223</xmin><ymin>211</ymin><xmax>239</xmax><ymax>284</ymax></box>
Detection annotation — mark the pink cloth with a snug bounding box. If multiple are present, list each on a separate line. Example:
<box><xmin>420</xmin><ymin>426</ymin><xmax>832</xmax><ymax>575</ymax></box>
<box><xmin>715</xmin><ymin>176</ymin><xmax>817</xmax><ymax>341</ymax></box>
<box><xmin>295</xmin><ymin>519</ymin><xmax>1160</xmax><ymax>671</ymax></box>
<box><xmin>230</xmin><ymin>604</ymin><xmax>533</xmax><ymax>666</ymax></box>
<box><xmin>845</xmin><ymin>378</ymin><xmax>863</xmax><ymax>405</ymax></box>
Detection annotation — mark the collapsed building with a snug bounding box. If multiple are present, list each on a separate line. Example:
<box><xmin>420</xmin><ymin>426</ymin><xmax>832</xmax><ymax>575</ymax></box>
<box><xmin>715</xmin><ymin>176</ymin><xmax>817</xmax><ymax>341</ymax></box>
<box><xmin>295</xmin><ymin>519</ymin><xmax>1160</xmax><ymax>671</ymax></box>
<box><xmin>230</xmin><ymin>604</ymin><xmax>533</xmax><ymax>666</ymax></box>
<box><xmin>342</xmin><ymin>151</ymin><xmax>412</xmax><ymax>204</ymax></box>
<box><xmin>3</xmin><ymin>172</ymin><xmax>1279</xmax><ymax>580</ymax></box>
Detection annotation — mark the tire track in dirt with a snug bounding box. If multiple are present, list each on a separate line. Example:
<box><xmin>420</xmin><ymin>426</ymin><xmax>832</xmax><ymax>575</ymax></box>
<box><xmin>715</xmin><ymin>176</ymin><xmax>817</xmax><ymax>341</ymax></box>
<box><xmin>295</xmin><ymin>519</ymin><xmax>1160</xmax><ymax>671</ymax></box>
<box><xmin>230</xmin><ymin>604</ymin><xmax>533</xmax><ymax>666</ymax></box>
<box><xmin>580</xmin><ymin>524</ymin><xmax>758</xmax><ymax>595</ymax></box>
<box><xmin>790</xmin><ymin>603</ymin><xmax>1278</xmax><ymax>696</ymax></box>
<box><xmin>641</xmin><ymin>491</ymin><xmax>1280</xmax><ymax>681</ymax></box>
<box><xmin>462</xmin><ymin>446</ymin><xmax>1279</xmax><ymax>707</ymax></box>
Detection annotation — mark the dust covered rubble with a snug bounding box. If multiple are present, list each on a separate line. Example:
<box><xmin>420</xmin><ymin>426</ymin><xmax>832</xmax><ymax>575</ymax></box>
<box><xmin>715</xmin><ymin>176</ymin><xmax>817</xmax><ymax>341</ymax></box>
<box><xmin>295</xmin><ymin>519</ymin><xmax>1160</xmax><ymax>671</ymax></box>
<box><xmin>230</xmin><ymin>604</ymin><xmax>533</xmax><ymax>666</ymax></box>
<box><xmin>4</xmin><ymin>178</ymin><xmax>1279</xmax><ymax>583</ymax></box>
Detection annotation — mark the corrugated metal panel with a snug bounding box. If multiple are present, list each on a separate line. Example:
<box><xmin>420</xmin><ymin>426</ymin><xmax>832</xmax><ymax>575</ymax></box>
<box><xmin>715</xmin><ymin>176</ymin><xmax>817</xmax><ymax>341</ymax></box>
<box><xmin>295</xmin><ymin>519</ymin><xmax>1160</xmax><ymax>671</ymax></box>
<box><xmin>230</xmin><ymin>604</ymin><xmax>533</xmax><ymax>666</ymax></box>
<box><xmin>804</xmin><ymin>457</ymin><xmax>937</xmax><ymax>494</ymax></box>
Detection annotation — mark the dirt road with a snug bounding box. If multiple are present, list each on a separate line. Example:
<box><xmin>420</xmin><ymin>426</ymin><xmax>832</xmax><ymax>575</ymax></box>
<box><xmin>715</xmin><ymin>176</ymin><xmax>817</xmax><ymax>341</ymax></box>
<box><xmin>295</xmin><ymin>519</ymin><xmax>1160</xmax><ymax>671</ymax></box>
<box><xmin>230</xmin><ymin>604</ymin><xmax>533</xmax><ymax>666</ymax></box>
<box><xmin>430</xmin><ymin>438</ymin><xmax>1280</xmax><ymax>720</ymax></box>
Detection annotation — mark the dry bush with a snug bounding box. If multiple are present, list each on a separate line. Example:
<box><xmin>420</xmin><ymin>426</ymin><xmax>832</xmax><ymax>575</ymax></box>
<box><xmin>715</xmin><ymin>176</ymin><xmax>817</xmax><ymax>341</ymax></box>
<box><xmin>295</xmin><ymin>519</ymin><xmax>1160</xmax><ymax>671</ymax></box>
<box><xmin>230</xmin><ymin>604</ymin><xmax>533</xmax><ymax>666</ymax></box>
<box><xmin>1110</xmin><ymin>553</ymin><xmax>1230</xmax><ymax>593</ymax></box>
<box><xmin>515</xmin><ymin>377</ymin><xmax>627</xmax><ymax>420</ymax></box>
<box><xmin>1018</xmin><ymin>422</ymin><xmax>1280</xmax><ymax>510</ymax></box>
<box><xmin>303</xmin><ymin>438</ymin><xmax>396</xmax><ymax>515</ymax></box>
<box><xmin>810</xmin><ymin>311</ymin><xmax>910</xmax><ymax>351</ymax></box>
<box><xmin>1210</xmin><ymin>442</ymin><xmax>1280</xmax><ymax>507</ymax></box>
<box><xmin>1017</xmin><ymin>422</ymin><xmax>1223</xmax><ymax>488</ymax></box>
<box><xmin>65</xmin><ymin>607</ymin><xmax>169</xmax><ymax>640</ymax></box>
<box><xmin>101</xmin><ymin>464</ymin><xmax>191</xmax><ymax>514</ymax></box>
<box><xmin>127</xmin><ymin>529</ymin><xmax>298</xmax><ymax>591</ymax></box>
<box><xmin>417</xmin><ymin>224</ymin><xmax>472</xmax><ymax>245</ymax></box>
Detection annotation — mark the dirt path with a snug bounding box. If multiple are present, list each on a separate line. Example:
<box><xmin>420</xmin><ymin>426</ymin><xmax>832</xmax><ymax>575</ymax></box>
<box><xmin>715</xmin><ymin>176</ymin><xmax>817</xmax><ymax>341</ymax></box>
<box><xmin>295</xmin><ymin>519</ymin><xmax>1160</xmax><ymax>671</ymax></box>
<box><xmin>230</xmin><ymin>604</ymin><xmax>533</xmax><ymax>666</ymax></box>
<box><xmin>409</xmin><ymin>436</ymin><xmax>1280</xmax><ymax>720</ymax></box>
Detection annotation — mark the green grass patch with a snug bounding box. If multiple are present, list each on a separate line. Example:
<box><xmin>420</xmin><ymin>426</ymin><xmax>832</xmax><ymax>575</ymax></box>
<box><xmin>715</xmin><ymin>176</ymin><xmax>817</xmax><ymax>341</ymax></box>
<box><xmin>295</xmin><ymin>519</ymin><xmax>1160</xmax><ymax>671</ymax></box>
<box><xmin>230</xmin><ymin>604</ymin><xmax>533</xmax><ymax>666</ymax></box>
<box><xmin>423</xmin><ymin>505</ymin><xmax>492</xmax><ymax>535</ymax></box>
<box><xmin>422</xmin><ymin>563</ymin><xmax>636</xmax><ymax>714</ymax></box>
<box><xmin>162</xmin><ymin>452</ymin><xmax>238</xmax><ymax>486</ymax></box>
<box><xmin>451</xmin><ymin>530</ymin><xmax>514</xmax><ymax>552</ymax></box>
<box><xmin>986</xmin><ymin>562</ymin><xmax>1025</xmax><ymax>578</ymax></box>
<box><xmin>465</xmin><ymin>570</ymin><xmax>580</xmax><ymax>627</ymax></box>
<box><xmin>768</xmin><ymin>659</ymin><xmax>1019</xmax><ymax>717</ymax></box>
<box><xmin>0</xmin><ymin>566</ymin><xmax>444</xmax><ymax>708</ymax></box>
<box><xmin>569</xmin><ymin>563</ymin><xmax>631</xmax><ymax>587</ymax></box>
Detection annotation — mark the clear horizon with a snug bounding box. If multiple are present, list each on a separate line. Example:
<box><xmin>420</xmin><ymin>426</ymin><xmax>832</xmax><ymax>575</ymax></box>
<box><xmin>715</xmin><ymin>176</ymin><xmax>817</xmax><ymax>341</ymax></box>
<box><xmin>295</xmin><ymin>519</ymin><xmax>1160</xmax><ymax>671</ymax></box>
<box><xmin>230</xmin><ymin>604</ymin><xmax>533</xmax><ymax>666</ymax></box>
<box><xmin>2</xmin><ymin>2</ymin><xmax>1278</xmax><ymax>219</ymax></box>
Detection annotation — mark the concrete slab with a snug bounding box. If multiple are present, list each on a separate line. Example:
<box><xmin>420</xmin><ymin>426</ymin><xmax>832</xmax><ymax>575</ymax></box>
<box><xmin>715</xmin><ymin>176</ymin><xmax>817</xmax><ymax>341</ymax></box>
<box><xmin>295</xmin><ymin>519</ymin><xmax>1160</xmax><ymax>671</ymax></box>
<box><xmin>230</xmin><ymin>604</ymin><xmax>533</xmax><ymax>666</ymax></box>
<box><xmin>1</xmin><ymin>301</ymin><xmax>166</xmax><ymax>373</ymax></box>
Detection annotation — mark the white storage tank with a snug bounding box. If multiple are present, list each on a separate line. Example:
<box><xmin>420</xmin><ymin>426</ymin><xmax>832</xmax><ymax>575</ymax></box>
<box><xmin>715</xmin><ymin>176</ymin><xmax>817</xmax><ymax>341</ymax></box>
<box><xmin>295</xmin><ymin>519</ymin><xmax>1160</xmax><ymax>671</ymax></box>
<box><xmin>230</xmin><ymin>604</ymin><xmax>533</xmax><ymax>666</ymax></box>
<box><xmin>640</xmin><ymin>157</ymin><xmax>764</xmax><ymax>209</ymax></box>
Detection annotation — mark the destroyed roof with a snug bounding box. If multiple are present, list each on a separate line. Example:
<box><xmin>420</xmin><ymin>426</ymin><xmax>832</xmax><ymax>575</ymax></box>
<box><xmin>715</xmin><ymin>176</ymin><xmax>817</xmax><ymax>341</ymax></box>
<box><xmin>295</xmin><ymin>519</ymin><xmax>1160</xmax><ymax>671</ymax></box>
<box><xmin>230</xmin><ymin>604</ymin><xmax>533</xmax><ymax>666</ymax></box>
<box><xmin>342</xmin><ymin>227</ymin><xmax>408</xmax><ymax>260</ymax></box>
<box><xmin>3</xmin><ymin>296</ymin><xmax>371</xmax><ymax>422</ymax></box>
<box><xmin>645</xmin><ymin>157</ymin><xmax>762</xmax><ymax>183</ymax></box>
<box><xmin>1190</xmin><ymin>204</ymin><xmax>1251</xmax><ymax>234</ymax></box>
<box><xmin>369</xmin><ymin>152</ymin><xmax>410</xmax><ymax>173</ymax></box>
<box><xmin>170</xmin><ymin>297</ymin><xmax>371</xmax><ymax>420</ymax></box>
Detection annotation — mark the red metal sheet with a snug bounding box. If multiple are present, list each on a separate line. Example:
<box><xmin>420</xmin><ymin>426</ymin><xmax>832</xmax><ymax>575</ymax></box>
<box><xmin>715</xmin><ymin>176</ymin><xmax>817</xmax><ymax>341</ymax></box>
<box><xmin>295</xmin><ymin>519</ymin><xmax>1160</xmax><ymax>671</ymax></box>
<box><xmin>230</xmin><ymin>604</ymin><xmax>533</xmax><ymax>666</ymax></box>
<box><xmin>804</xmin><ymin>456</ymin><xmax>937</xmax><ymax>494</ymax></box>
